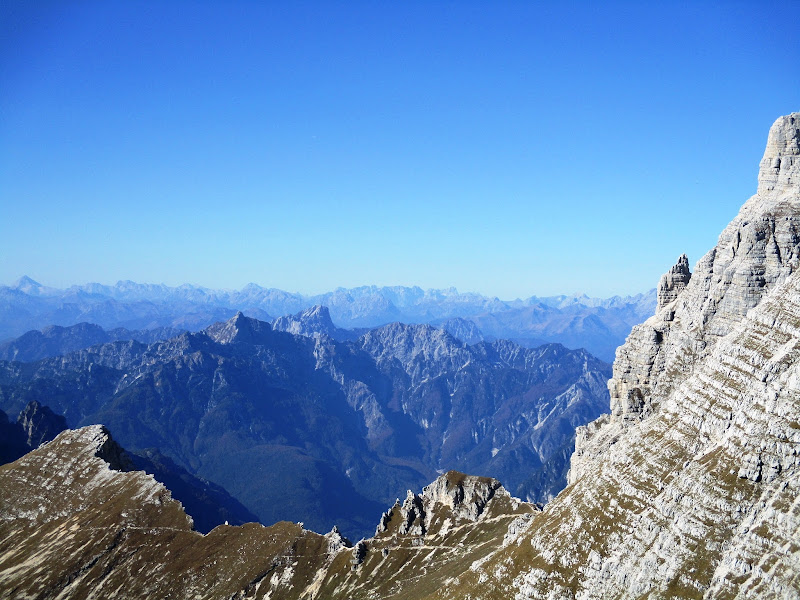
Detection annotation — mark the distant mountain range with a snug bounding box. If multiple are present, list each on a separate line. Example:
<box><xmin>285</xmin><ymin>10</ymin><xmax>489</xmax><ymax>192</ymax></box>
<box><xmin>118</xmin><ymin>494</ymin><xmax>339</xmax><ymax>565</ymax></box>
<box><xmin>0</xmin><ymin>277</ymin><xmax>655</xmax><ymax>361</ymax></box>
<box><xmin>0</xmin><ymin>311</ymin><xmax>610</xmax><ymax>538</ymax></box>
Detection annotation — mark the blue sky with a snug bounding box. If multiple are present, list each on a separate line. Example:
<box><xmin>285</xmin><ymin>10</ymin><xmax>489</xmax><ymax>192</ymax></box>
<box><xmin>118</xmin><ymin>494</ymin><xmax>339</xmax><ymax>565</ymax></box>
<box><xmin>1</xmin><ymin>1</ymin><xmax>798</xmax><ymax>299</ymax></box>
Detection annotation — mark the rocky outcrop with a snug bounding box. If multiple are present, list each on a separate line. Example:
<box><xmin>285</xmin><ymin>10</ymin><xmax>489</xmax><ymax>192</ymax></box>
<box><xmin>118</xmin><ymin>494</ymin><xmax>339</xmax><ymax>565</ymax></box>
<box><xmin>380</xmin><ymin>472</ymin><xmax>506</xmax><ymax>539</ymax></box>
<box><xmin>657</xmin><ymin>253</ymin><xmax>691</xmax><ymax>308</ymax></box>
<box><xmin>758</xmin><ymin>112</ymin><xmax>800</xmax><ymax>194</ymax></box>
<box><xmin>433</xmin><ymin>113</ymin><xmax>800</xmax><ymax>599</ymax></box>
<box><xmin>16</xmin><ymin>400</ymin><xmax>67</xmax><ymax>448</ymax></box>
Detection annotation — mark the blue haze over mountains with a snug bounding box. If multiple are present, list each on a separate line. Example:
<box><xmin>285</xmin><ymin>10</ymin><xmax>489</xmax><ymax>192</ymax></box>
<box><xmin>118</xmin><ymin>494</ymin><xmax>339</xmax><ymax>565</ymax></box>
<box><xmin>0</xmin><ymin>309</ymin><xmax>611</xmax><ymax>539</ymax></box>
<box><xmin>0</xmin><ymin>276</ymin><xmax>644</xmax><ymax>538</ymax></box>
<box><xmin>1</xmin><ymin>277</ymin><xmax>656</xmax><ymax>362</ymax></box>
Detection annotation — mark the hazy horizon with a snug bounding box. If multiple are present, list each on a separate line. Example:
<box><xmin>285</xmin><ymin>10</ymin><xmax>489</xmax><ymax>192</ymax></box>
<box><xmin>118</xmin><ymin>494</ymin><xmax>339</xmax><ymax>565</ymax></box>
<box><xmin>4</xmin><ymin>273</ymin><xmax>657</xmax><ymax>303</ymax></box>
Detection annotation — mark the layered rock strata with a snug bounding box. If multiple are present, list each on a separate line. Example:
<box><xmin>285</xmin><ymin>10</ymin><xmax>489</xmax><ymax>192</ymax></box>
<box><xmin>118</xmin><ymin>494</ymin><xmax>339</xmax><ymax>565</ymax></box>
<box><xmin>434</xmin><ymin>113</ymin><xmax>800</xmax><ymax>599</ymax></box>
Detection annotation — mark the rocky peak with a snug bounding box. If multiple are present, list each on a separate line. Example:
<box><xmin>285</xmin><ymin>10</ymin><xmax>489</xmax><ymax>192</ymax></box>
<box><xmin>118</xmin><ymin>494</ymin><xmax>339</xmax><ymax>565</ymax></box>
<box><xmin>419</xmin><ymin>470</ymin><xmax>502</xmax><ymax>522</ymax></box>
<box><xmin>324</xmin><ymin>525</ymin><xmax>352</xmax><ymax>554</ymax></box>
<box><xmin>16</xmin><ymin>400</ymin><xmax>67</xmax><ymax>449</ymax></box>
<box><xmin>12</xmin><ymin>275</ymin><xmax>44</xmax><ymax>294</ymax></box>
<box><xmin>272</xmin><ymin>304</ymin><xmax>344</xmax><ymax>339</ymax></box>
<box><xmin>382</xmin><ymin>471</ymin><xmax>506</xmax><ymax>538</ymax></box>
<box><xmin>656</xmin><ymin>253</ymin><xmax>691</xmax><ymax>309</ymax></box>
<box><xmin>758</xmin><ymin>112</ymin><xmax>800</xmax><ymax>195</ymax></box>
<box><xmin>203</xmin><ymin>311</ymin><xmax>272</xmax><ymax>345</ymax></box>
<box><xmin>437</xmin><ymin>317</ymin><xmax>485</xmax><ymax>345</ymax></box>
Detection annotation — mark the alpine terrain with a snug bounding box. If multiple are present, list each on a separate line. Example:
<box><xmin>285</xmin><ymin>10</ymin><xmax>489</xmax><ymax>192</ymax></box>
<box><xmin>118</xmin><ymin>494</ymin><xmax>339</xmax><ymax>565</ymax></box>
<box><xmin>0</xmin><ymin>309</ymin><xmax>609</xmax><ymax>538</ymax></box>
<box><xmin>1</xmin><ymin>112</ymin><xmax>799</xmax><ymax>599</ymax></box>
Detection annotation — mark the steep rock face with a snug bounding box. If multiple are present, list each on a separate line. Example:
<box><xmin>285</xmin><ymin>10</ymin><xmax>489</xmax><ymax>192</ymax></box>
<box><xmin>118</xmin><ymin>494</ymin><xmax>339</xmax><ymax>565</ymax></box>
<box><xmin>606</xmin><ymin>113</ymin><xmax>800</xmax><ymax>427</ymax></box>
<box><xmin>433</xmin><ymin>113</ymin><xmax>800</xmax><ymax>599</ymax></box>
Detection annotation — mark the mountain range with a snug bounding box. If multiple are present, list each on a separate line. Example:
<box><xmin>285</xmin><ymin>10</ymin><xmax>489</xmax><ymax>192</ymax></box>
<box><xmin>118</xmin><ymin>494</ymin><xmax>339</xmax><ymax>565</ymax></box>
<box><xmin>0</xmin><ymin>277</ymin><xmax>654</xmax><ymax>362</ymax></box>
<box><xmin>1</xmin><ymin>113</ymin><xmax>797</xmax><ymax>598</ymax></box>
<box><xmin>0</xmin><ymin>308</ymin><xmax>610</xmax><ymax>538</ymax></box>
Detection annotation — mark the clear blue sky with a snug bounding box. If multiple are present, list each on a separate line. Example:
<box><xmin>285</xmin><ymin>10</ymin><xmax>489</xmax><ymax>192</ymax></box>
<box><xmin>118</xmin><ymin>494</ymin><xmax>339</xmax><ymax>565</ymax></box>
<box><xmin>1</xmin><ymin>1</ymin><xmax>798</xmax><ymax>299</ymax></box>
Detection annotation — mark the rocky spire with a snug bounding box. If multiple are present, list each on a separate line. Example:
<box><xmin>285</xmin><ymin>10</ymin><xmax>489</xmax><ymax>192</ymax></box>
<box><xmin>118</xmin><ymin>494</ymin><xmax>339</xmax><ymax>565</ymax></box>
<box><xmin>656</xmin><ymin>253</ymin><xmax>691</xmax><ymax>309</ymax></box>
<box><xmin>758</xmin><ymin>112</ymin><xmax>800</xmax><ymax>195</ymax></box>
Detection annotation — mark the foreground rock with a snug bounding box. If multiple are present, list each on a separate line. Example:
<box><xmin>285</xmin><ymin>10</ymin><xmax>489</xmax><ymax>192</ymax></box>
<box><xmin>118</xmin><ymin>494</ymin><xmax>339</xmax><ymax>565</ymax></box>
<box><xmin>432</xmin><ymin>113</ymin><xmax>800</xmax><ymax>599</ymax></box>
<box><xmin>0</xmin><ymin>427</ymin><xmax>533</xmax><ymax>599</ymax></box>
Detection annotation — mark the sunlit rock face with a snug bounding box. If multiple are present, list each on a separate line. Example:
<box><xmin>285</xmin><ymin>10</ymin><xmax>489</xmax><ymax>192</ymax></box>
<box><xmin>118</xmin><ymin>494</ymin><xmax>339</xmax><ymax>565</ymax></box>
<box><xmin>605</xmin><ymin>115</ymin><xmax>800</xmax><ymax>429</ymax></box>
<box><xmin>436</xmin><ymin>114</ymin><xmax>800</xmax><ymax>600</ymax></box>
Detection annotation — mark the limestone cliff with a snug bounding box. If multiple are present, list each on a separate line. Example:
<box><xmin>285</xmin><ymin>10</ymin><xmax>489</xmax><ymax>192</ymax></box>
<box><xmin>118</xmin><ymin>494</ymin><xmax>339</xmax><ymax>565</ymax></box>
<box><xmin>606</xmin><ymin>113</ymin><xmax>800</xmax><ymax>429</ymax></box>
<box><xmin>436</xmin><ymin>113</ymin><xmax>800</xmax><ymax>599</ymax></box>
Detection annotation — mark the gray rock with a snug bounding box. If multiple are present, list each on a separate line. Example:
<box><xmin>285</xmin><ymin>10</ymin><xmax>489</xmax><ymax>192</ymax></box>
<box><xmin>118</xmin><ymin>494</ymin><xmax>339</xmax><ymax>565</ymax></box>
<box><xmin>657</xmin><ymin>253</ymin><xmax>691</xmax><ymax>309</ymax></box>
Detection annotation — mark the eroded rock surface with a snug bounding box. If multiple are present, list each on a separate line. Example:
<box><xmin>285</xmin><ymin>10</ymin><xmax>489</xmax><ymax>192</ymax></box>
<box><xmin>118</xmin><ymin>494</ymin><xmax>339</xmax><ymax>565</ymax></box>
<box><xmin>436</xmin><ymin>113</ymin><xmax>800</xmax><ymax>600</ymax></box>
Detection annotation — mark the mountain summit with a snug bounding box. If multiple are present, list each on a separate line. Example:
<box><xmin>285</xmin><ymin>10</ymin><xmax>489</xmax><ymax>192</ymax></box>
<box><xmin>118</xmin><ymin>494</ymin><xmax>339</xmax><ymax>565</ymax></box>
<box><xmin>272</xmin><ymin>304</ymin><xmax>358</xmax><ymax>341</ymax></box>
<box><xmin>444</xmin><ymin>112</ymin><xmax>800</xmax><ymax>599</ymax></box>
